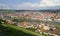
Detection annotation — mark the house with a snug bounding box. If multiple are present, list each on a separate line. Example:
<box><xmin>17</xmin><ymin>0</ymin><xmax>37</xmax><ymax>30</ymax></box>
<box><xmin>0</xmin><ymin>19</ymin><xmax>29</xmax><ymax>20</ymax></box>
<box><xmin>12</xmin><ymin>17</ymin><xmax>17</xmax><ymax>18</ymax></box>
<box><xmin>17</xmin><ymin>22</ymin><xmax>33</xmax><ymax>28</ymax></box>
<box><xmin>38</xmin><ymin>24</ymin><xmax>50</xmax><ymax>32</ymax></box>
<box><xmin>6</xmin><ymin>20</ymin><xmax>14</xmax><ymax>24</ymax></box>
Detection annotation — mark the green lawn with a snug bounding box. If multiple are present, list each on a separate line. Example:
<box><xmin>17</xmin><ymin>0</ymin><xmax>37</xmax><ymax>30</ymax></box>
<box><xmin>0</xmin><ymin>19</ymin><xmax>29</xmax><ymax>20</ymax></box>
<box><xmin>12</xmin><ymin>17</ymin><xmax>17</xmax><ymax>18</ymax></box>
<box><xmin>56</xmin><ymin>25</ymin><xmax>60</xmax><ymax>29</ymax></box>
<box><xmin>0</xmin><ymin>24</ymin><xmax>42</xmax><ymax>36</ymax></box>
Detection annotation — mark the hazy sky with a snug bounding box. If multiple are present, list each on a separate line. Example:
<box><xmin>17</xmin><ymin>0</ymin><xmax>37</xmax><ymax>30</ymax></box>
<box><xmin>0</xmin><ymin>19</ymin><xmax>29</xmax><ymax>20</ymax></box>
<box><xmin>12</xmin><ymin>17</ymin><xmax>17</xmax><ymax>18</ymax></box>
<box><xmin>0</xmin><ymin>0</ymin><xmax>60</xmax><ymax>10</ymax></box>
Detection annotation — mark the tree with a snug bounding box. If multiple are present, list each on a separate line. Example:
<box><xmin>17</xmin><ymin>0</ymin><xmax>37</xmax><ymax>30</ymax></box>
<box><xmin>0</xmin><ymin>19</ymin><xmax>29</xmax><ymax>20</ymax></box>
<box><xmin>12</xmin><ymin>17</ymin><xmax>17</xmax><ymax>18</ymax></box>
<box><xmin>0</xmin><ymin>18</ymin><xmax>7</xmax><ymax>24</ymax></box>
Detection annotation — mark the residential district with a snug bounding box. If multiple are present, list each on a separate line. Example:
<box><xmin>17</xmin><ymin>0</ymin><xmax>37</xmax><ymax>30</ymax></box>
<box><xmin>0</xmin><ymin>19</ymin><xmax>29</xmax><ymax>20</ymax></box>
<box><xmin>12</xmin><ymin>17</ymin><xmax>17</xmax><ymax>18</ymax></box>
<box><xmin>0</xmin><ymin>11</ymin><xmax>60</xmax><ymax>36</ymax></box>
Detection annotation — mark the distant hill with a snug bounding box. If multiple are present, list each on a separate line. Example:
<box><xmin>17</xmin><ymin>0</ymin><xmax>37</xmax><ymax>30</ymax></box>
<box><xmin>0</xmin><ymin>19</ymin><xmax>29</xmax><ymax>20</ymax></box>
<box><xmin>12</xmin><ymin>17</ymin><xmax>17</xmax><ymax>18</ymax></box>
<box><xmin>0</xmin><ymin>9</ymin><xmax>60</xmax><ymax>14</ymax></box>
<box><xmin>15</xmin><ymin>9</ymin><xmax>60</xmax><ymax>13</ymax></box>
<box><xmin>0</xmin><ymin>9</ymin><xmax>16</xmax><ymax>14</ymax></box>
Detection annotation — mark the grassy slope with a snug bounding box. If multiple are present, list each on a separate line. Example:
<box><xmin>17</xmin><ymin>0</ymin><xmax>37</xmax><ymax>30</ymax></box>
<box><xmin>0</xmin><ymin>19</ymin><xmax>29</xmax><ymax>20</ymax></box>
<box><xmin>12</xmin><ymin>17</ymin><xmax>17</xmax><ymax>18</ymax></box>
<box><xmin>56</xmin><ymin>25</ymin><xmax>60</xmax><ymax>29</ymax></box>
<box><xmin>0</xmin><ymin>24</ymin><xmax>42</xmax><ymax>36</ymax></box>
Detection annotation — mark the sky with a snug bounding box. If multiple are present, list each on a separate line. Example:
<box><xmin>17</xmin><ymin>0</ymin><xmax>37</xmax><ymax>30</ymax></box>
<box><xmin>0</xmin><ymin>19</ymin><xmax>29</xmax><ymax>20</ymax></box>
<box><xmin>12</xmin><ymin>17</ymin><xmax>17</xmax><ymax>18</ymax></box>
<box><xmin>0</xmin><ymin>0</ymin><xmax>60</xmax><ymax>10</ymax></box>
